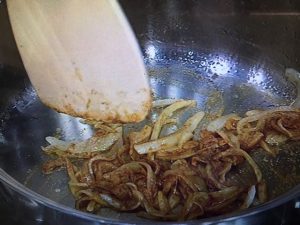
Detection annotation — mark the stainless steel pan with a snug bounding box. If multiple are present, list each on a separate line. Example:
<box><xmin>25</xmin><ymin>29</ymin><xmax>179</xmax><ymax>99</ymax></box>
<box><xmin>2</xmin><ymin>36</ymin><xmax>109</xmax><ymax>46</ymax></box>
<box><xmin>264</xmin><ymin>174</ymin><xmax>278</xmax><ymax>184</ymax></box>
<box><xmin>1</xmin><ymin>0</ymin><xmax>300</xmax><ymax>224</ymax></box>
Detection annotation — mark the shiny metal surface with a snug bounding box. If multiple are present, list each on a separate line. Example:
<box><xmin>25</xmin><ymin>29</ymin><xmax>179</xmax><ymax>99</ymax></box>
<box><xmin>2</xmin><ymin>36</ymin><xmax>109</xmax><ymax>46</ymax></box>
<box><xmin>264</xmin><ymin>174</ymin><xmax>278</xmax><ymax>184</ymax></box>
<box><xmin>1</xmin><ymin>0</ymin><xmax>300</xmax><ymax>224</ymax></box>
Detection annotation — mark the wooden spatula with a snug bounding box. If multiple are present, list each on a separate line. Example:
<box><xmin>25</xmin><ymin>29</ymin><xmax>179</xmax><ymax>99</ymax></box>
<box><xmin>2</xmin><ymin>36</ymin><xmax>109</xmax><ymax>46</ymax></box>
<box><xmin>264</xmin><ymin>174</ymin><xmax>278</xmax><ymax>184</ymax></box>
<box><xmin>7</xmin><ymin>0</ymin><xmax>151</xmax><ymax>123</ymax></box>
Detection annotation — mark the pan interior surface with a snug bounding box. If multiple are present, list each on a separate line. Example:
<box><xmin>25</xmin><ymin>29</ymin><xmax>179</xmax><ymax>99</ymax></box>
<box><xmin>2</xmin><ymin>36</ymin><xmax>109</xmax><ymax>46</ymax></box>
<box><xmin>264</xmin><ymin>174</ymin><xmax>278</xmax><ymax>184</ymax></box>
<box><xmin>1</xmin><ymin>42</ymin><xmax>300</xmax><ymax>223</ymax></box>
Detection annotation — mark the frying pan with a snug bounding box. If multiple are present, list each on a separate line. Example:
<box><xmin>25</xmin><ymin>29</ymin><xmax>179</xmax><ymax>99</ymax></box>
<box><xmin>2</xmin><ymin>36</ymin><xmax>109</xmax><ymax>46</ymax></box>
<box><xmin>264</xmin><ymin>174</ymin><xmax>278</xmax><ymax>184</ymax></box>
<box><xmin>1</xmin><ymin>0</ymin><xmax>300</xmax><ymax>224</ymax></box>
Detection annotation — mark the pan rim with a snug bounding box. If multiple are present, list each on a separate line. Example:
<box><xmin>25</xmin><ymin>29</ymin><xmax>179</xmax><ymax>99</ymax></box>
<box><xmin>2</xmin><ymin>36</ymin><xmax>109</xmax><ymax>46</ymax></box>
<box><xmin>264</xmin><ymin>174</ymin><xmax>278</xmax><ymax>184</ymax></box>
<box><xmin>1</xmin><ymin>168</ymin><xmax>300</xmax><ymax>224</ymax></box>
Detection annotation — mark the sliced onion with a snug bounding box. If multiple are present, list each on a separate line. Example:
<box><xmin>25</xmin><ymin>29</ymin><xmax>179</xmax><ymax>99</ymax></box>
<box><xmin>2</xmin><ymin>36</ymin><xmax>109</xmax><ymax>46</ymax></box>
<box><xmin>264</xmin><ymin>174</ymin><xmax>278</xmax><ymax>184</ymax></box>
<box><xmin>76</xmin><ymin>189</ymin><xmax>108</xmax><ymax>206</ymax></box>
<box><xmin>138</xmin><ymin>162</ymin><xmax>157</xmax><ymax>195</ymax></box>
<box><xmin>207</xmin><ymin>114</ymin><xmax>239</xmax><ymax>132</ymax></box>
<box><xmin>81</xmin><ymin>120</ymin><xmax>121</xmax><ymax>131</ymax></box>
<box><xmin>205</xmin><ymin>195</ymin><xmax>238</xmax><ymax>212</ymax></box>
<box><xmin>75</xmin><ymin>197</ymin><xmax>90</xmax><ymax>210</ymax></box>
<box><xmin>42</xmin><ymin>158</ymin><xmax>66</xmax><ymax>174</ymax></box>
<box><xmin>88</xmin><ymin>154</ymin><xmax>116</xmax><ymax>178</ymax></box>
<box><xmin>186</xmin><ymin>206</ymin><xmax>204</xmax><ymax>220</ymax></box>
<box><xmin>217</xmin><ymin>162</ymin><xmax>232</xmax><ymax>183</ymax></box>
<box><xmin>134</xmin><ymin>111</ymin><xmax>204</xmax><ymax>154</ymax></box>
<box><xmin>140</xmin><ymin>194</ymin><xmax>178</xmax><ymax>219</ymax></box>
<box><xmin>45</xmin><ymin>136</ymin><xmax>71</xmax><ymax>151</ymax></box>
<box><xmin>152</xmin><ymin>99</ymin><xmax>183</xmax><ymax>108</ymax></box>
<box><xmin>157</xmin><ymin>191</ymin><xmax>170</xmax><ymax>214</ymax></box>
<box><xmin>178</xmin><ymin>132</ymin><xmax>193</xmax><ymax>148</ymax></box>
<box><xmin>129</xmin><ymin>125</ymin><xmax>152</xmax><ymax>160</ymax></box>
<box><xmin>129</xmin><ymin>125</ymin><xmax>152</xmax><ymax>145</ymax></box>
<box><xmin>239</xmin><ymin>131</ymin><xmax>264</xmax><ymax>150</ymax></box>
<box><xmin>240</xmin><ymin>185</ymin><xmax>256</xmax><ymax>209</ymax></box>
<box><xmin>265</xmin><ymin>132</ymin><xmax>288</xmax><ymax>146</ymax></box>
<box><xmin>189</xmin><ymin>175</ymin><xmax>207</xmax><ymax>192</ymax></box>
<box><xmin>205</xmin><ymin>163</ymin><xmax>227</xmax><ymax>189</ymax></box>
<box><xmin>217</xmin><ymin>130</ymin><xmax>240</xmax><ymax>149</ymax></box>
<box><xmin>180</xmin><ymin>192</ymin><xmax>208</xmax><ymax>220</ymax></box>
<box><xmin>162</xmin><ymin>175</ymin><xmax>177</xmax><ymax>194</ymax></box>
<box><xmin>178</xmin><ymin>175</ymin><xmax>199</xmax><ymax>192</ymax></box>
<box><xmin>163</xmin><ymin>168</ymin><xmax>194</xmax><ymax>178</ymax></box>
<box><xmin>179</xmin><ymin>194</ymin><xmax>194</xmax><ymax>220</ymax></box>
<box><xmin>65</xmin><ymin>159</ymin><xmax>77</xmax><ymax>183</ymax></box>
<box><xmin>245</xmin><ymin>110</ymin><xmax>264</xmax><ymax>117</ymax></box>
<box><xmin>208</xmin><ymin>186</ymin><xmax>241</xmax><ymax>201</ymax></box>
<box><xmin>276</xmin><ymin>119</ymin><xmax>293</xmax><ymax>138</ymax></box>
<box><xmin>163</xmin><ymin>170</ymin><xmax>197</xmax><ymax>192</ymax></box>
<box><xmin>257</xmin><ymin>180</ymin><xmax>268</xmax><ymax>203</ymax></box>
<box><xmin>126</xmin><ymin>183</ymin><xmax>144</xmax><ymax>210</ymax></box>
<box><xmin>72</xmin><ymin>129</ymin><xmax>121</xmax><ymax>153</ymax></box>
<box><xmin>164</xmin><ymin>118</ymin><xmax>177</xmax><ymax>125</ymax></box>
<box><xmin>214</xmin><ymin>148</ymin><xmax>262</xmax><ymax>182</ymax></box>
<box><xmin>135</xmin><ymin>131</ymin><xmax>181</xmax><ymax>155</ymax></box>
<box><xmin>102</xmin><ymin>162</ymin><xmax>146</xmax><ymax>185</ymax></box>
<box><xmin>193</xmin><ymin>192</ymin><xmax>209</xmax><ymax>205</ymax></box>
<box><xmin>151</xmin><ymin>100</ymin><xmax>196</xmax><ymax>140</ymax></box>
<box><xmin>68</xmin><ymin>182</ymin><xmax>89</xmax><ymax>187</ymax></box>
<box><xmin>182</xmin><ymin>111</ymin><xmax>205</xmax><ymax>133</ymax></box>
<box><xmin>155</xmin><ymin>146</ymin><xmax>198</xmax><ymax>161</ymax></box>
<box><xmin>237</xmin><ymin>107</ymin><xmax>296</xmax><ymax>134</ymax></box>
<box><xmin>259</xmin><ymin>140</ymin><xmax>277</xmax><ymax>157</ymax></box>
<box><xmin>99</xmin><ymin>194</ymin><xmax>122</xmax><ymax>210</ymax></box>
<box><xmin>65</xmin><ymin>159</ymin><xmax>82</xmax><ymax>196</ymax></box>
<box><xmin>86</xmin><ymin>200</ymin><xmax>96</xmax><ymax>212</ymax></box>
<box><xmin>43</xmin><ymin>130</ymin><xmax>121</xmax><ymax>157</ymax></box>
<box><xmin>168</xmin><ymin>193</ymin><xmax>180</xmax><ymax>209</ymax></box>
<box><xmin>41</xmin><ymin>98</ymin><xmax>300</xmax><ymax>221</ymax></box>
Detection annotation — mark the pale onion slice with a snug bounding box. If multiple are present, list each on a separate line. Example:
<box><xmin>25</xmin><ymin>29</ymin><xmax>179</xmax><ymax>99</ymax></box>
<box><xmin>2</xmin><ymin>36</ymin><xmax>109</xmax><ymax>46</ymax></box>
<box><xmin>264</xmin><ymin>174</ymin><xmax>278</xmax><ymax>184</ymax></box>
<box><xmin>151</xmin><ymin>100</ymin><xmax>196</xmax><ymax>140</ymax></box>
<box><xmin>77</xmin><ymin>126</ymin><xmax>121</xmax><ymax>153</ymax></box>
<box><xmin>129</xmin><ymin>125</ymin><xmax>152</xmax><ymax>146</ymax></box>
<box><xmin>265</xmin><ymin>132</ymin><xmax>288</xmax><ymax>146</ymax></box>
<box><xmin>128</xmin><ymin>125</ymin><xmax>153</xmax><ymax>160</ymax></box>
<box><xmin>43</xmin><ymin>127</ymin><xmax>122</xmax><ymax>157</ymax></box>
<box><xmin>209</xmin><ymin>186</ymin><xmax>240</xmax><ymax>199</ymax></box>
<box><xmin>240</xmin><ymin>185</ymin><xmax>256</xmax><ymax>209</ymax></box>
<box><xmin>45</xmin><ymin>136</ymin><xmax>71</xmax><ymax>151</ymax></box>
<box><xmin>99</xmin><ymin>193</ymin><xmax>122</xmax><ymax>209</ymax></box>
<box><xmin>152</xmin><ymin>99</ymin><xmax>183</xmax><ymax>108</ymax></box>
<box><xmin>134</xmin><ymin>111</ymin><xmax>204</xmax><ymax>154</ymax></box>
<box><xmin>86</xmin><ymin>201</ymin><xmax>96</xmax><ymax>212</ymax></box>
<box><xmin>178</xmin><ymin>132</ymin><xmax>194</xmax><ymax>148</ymax></box>
<box><xmin>207</xmin><ymin>114</ymin><xmax>239</xmax><ymax>132</ymax></box>
<box><xmin>245</xmin><ymin>110</ymin><xmax>264</xmax><ymax>117</ymax></box>
<box><xmin>76</xmin><ymin>189</ymin><xmax>108</xmax><ymax>206</ymax></box>
<box><xmin>135</xmin><ymin>132</ymin><xmax>181</xmax><ymax>155</ymax></box>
